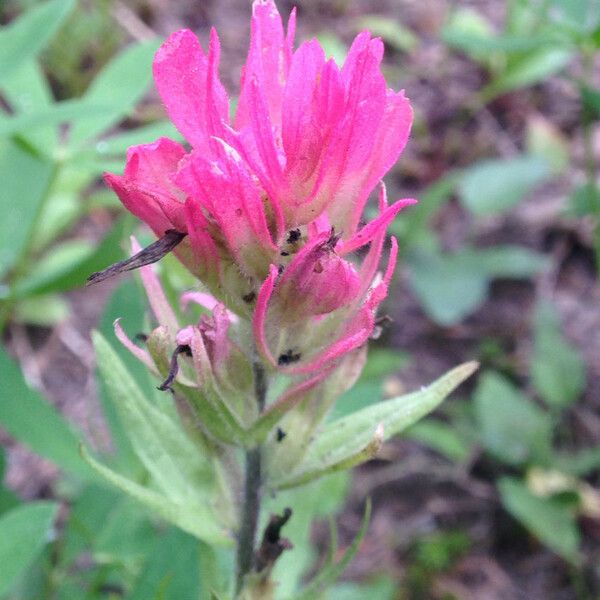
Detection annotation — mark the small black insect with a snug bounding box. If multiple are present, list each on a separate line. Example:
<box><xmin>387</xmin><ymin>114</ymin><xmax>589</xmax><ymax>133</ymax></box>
<box><xmin>277</xmin><ymin>349</ymin><xmax>301</xmax><ymax>366</ymax></box>
<box><xmin>242</xmin><ymin>291</ymin><xmax>256</xmax><ymax>303</ymax></box>
<box><xmin>276</xmin><ymin>427</ymin><xmax>287</xmax><ymax>442</ymax></box>
<box><xmin>286</xmin><ymin>228</ymin><xmax>301</xmax><ymax>244</ymax></box>
<box><xmin>325</xmin><ymin>226</ymin><xmax>341</xmax><ymax>249</ymax></box>
<box><xmin>280</xmin><ymin>250</ymin><xmax>290</xmax><ymax>256</ymax></box>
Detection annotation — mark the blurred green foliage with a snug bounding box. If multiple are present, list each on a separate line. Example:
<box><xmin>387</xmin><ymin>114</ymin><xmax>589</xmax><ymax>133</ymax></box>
<box><xmin>0</xmin><ymin>0</ymin><xmax>599</xmax><ymax>598</ymax></box>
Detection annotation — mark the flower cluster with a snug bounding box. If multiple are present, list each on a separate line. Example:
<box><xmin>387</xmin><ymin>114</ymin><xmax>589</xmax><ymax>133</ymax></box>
<box><xmin>107</xmin><ymin>0</ymin><xmax>413</xmax><ymax>428</ymax></box>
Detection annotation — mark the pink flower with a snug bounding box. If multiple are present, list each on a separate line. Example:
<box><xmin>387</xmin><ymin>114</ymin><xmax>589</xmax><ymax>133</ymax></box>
<box><xmin>106</xmin><ymin>0</ymin><xmax>414</xmax><ymax>376</ymax></box>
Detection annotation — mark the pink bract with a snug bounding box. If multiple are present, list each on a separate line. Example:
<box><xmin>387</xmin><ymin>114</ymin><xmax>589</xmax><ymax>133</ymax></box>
<box><xmin>106</xmin><ymin>0</ymin><xmax>414</xmax><ymax>378</ymax></box>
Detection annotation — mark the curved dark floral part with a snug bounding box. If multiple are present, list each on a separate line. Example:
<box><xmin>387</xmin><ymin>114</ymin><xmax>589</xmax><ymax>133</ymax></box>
<box><xmin>86</xmin><ymin>229</ymin><xmax>186</xmax><ymax>286</ymax></box>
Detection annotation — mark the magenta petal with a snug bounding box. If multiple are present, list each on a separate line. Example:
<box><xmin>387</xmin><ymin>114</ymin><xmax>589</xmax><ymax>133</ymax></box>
<box><xmin>104</xmin><ymin>173</ymin><xmax>171</xmax><ymax>237</ymax></box>
<box><xmin>366</xmin><ymin>236</ymin><xmax>399</xmax><ymax>311</ymax></box>
<box><xmin>253</xmin><ymin>265</ymin><xmax>279</xmax><ymax>367</ymax></box>
<box><xmin>236</xmin><ymin>0</ymin><xmax>292</xmax><ymax>131</ymax></box>
<box><xmin>176</xmin><ymin>144</ymin><xmax>276</xmax><ymax>276</ymax></box>
<box><xmin>104</xmin><ymin>138</ymin><xmax>187</xmax><ymax>235</ymax></box>
<box><xmin>339</xmin><ymin>198</ymin><xmax>416</xmax><ymax>255</ymax></box>
<box><xmin>282</xmin><ymin>40</ymin><xmax>327</xmax><ymax>178</ymax></box>
<box><xmin>281</xmin><ymin>307</ymin><xmax>374</xmax><ymax>376</ymax></box>
<box><xmin>114</xmin><ymin>318</ymin><xmax>157</xmax><ymax>372</ymax></box>
<box><xmin>130</xmin><ymin>236</ymin><xmax>179</xmax><ymax>332</ymax></box>
<box><xmin>153</xmin><ymin>29</ymin><xmax>229</xmax><ymax>150</ymax></box>
<box><xmin>183</xmin><ymin>198</ymin><xmax>221</xmax><ymax>281</ymax></box>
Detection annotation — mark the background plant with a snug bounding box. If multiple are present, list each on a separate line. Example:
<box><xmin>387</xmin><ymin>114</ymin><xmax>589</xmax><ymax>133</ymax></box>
<box><xmin>1</xmin><ymin>0</ymin><xmax>599</xmax><ymax>598</ymax></box>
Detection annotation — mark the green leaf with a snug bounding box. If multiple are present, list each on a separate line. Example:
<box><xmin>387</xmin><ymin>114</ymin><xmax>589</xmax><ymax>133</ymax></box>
<box><xmin>96</xmin><ymin>120</ymin><xmax>183</xmax><ymax>156</ymax></box>
<box><xmin>0</xmin><ymin>449</ymin><xmax>20</xmax><ymax>515</ymax></box>
<box><xmin>499</xmin><ymin>477</ymin><xmax>580</xmax><ymax>563</ymax></box>
<box><xmin>0</xmin><ymin>0</ymin><xmax>75</xmax><ymax>80</ymax></box>
<box><xmin>294</xmin><ymin>500</ymin><xmax>371</xmax><ymax>600</ymax></box>
<box><xmin>91</xmin><ymin>332</ymin><xmax>232</xmax><ymax>544</ymax></box>
<box><xmin>97</xmin><ymin>279</ymin><xmax>151</xmax><ymax>476</ymax></box>
<box><xmin>554</xmin><ymin>447</ymin><xmax>600</xmax><ymax>476</ymax></box>
<box><xmin>1</xmin><ymin>60</ymin><xmax>57</xmax><ymax>153</ymax></box>
<box><xmin>0</xmin><ymin>501</ymin><xmax>58</xmax><ymax>596</ymax></box>
<box><xmin>408</xmin><ymin>249</ymin><xmax>488</xmax><ymax>326</ymax></box>
<box><xmin>482</xmin><ymin>49</ymin><xmax>573</xmax><ymax>99</ymax></box>
<box><xmin>355</xmin><ymin>16</ymin><xmax>418</xmax><ymax>52</ymax></box>
<box><xmin>475</xmin><ymin>245</ymin><xmax>548</xmax><ymax>277</ymax></box>
<box><xmin>406</xmin><ymin>419</ymin><xmax>471</xmax><ymax>462</ymax></box>
<box><xmin>274</xmin><ymin>362</ymin><xmax>478</xmax><ymax>489</ymax></box>
<box><xmin>581</xmin><ymin>85</ymin><xmax>600</xmax><ymax>119</ymax></box>
<box><xmin>93</xmin><ymin>496</ymin><xmax>155</xmax><ymax>561</ymax></box>
<box><xmin>80</xmin><ymin>445</ymin><xmax>232</xmax><ymax>546</ymax></box>
<box><xmin>526</xmin><ymin>116</ymin><xmax>569</xmax><ymax>173</ymax></box>
<box><xmin>0</xmin><ymin>100</ymin><xmax>114</xmax><ymax>138</ymax></box>
<box><xmin>531</xmin><ymin>302</ymin><xmax>586</xmax><ymax>409</ymax></box>
<box><xmin>129</xmin><ymin>528</ymin><xmax>200</xmax><ymax>600</ymax></box>
<box><xmin>315</xmin><ymin>32</ymin><xmax>347</xmax><ymax>65</ymax></box>
<box><xmin>0</xmin><ymin>139</ymin><xmax>53</xmax><ymax>279</ymax></box>
<box><xmin>69</xmin><ymin>39</ymin><xmax>162</xmax><ymax>146</ymax></box>
<box><xmin>474</xmin><ymin>372</ymin><xmax>552</xmax><ymax>466</ymax></box>
<box><xmin>14</xmin><ymin>219</ymin><xmax>129</xmax><ymax>298</ymax></box>
<box><xmin>12</xmin><ymin>293</ymin><xmax>70</xmax><ymax>326</ymax></box>
<box><xmin>408</xmin><ymin>245</ymin><xmax>546</xmax><ymax>326</ymax></box>
<box><xmin>326</xmin><ymin>578</ymin><xmax>396</xmax><ymax>600</ymax></box>
<box><xmin>268</xmin><ymin>473</ymin><xmax>349</xmax><ymax>597</ymax></box>
<box><xmin>0</xmin><ymin>346</ymin><xmax>93</xmax><ymax>480</ymax></box>
<box><xmin>387</xmin><ymin>171</ymin><xmax>461</xmax><ymax>243</ymax></box>
<box><xmin>458</xmin><ymin>156</ymin><xmax>551</xmax><ymax>215</ymax></box>
<box><xmin>566</xmin><ymin>182</ymin><xmax>600</xmax><ymax>216</ymax></box>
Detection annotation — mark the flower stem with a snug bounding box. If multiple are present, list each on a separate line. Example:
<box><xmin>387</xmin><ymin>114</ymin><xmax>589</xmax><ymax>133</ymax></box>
<box><xmin>235</xmin><ymin>359</ymin><xmax>267</xmax><ymax>594</ymax></box>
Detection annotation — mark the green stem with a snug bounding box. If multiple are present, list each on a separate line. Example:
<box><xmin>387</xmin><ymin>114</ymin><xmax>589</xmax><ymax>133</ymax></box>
<box><xmin>235</xmin><ymin>359</ymin><xmax>267</xmax><ymax>595</ymax></box>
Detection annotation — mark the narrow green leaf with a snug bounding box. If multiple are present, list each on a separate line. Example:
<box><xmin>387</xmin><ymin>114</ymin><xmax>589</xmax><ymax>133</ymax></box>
<box><xmin>293</xmin><ymin>500</ymin><xmax>371</xmax><ymax>600</ymax></box>
<box><xmin>14</xmin><ymin>218</ymin><xmax>129</xmax><ymax>298</ymax></box>
<box><xmin>0</xmin><ymin>100</ymin><xmax>114</xmax><ymax>138</ymax></box>
<box><xmin>0</xmin><ymin>346</ymin><xmax>93</xmax><ymax>480</ymax></box>
<box><xmin>129</xmin><ymin>528</ymin><xmax>200</xmax><ymax>600</ymax></box>
<box><xmin>96</xmin><ymin>120</ymin><xmax>183</xmax><ymax>156</ymax></box>
<box><xmin>554</xmin><ymin>447</ymin><xmax>600</xmax><ymax>476</ymax></box>
<box><xmin>69</xmin><ymin>39</ymin><xmax>162</xmax><ymax>146</ymax></box>
<box><xmin>274</xmin><ymin>362</ymin><xmax>478</xmax><ymax>489</ymax></box>
<box><xmin>0</xmin><ymin>0</ymin><xmax>75</xmax><ymax>80</ymax></box>
<box><xmin>581</xmin><ymin>85</ymin><xmax>600</xmax><ymax>119</ymax></box>
<box><xmin>80</xmin><ymin>445</ymin><xmax>232</xmax><ymax>546</ymax></box>
<box><xmin>531</xmin><ymin>302</ymin><xmax>586</xmax><ymax>409</ymax></box>
<box><xmin>355</xmin><ymin>16</ymin><xmax>418</xmax><ymax>52</ymax></box>
<box><xmin>482</xmin><ymin>49</ymin><xmax>573</xmax><ymax>99</ymax></box>
<box><xmin>1</xmin><ymin>60</ymin><xmax>57</xmax><ymax>152</ymax></box>
<box><xmin>459</xmin><ymin>155</ymin><xmax>551</xmax><ymax>215</ymax></box>
<box><xmin>499</xmin><ymin>477</ymin><xmax>580</xmax><ymax>563</ymax></box>
<box><xmin>92</xmin><ymin>332</ymin><xmax>216</xmax><ymax>503</ymax></box>
<box><xmin>407</xmin><ymin>419</ymin><xmax>471</xmax><ymax>462</ymax></box>
<box><xmin>0</xmin><ymin>502</ymin><xmax>58</xmax><ymax>596</ymax></box>
<box><xmin>0</xmin><ymin>139</ymin><xmax>53</xmax><ymax>279</ymax></box>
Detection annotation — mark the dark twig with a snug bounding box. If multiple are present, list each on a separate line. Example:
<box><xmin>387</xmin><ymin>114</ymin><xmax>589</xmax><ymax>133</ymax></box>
<box><xmin>157</xmin><ymin>344</ymin><xmax>191</xmax><ymax>392</ymax></box>
<box><xmin>254</xmin><ymin>508</ymin><xmax>293</xmax><ymax>573</ymax></box>
<box><xmin>86</xmin><ymin>229</ymin><xmax>186</xmax><ymax>285</ymax></box>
